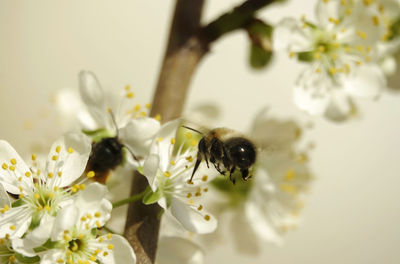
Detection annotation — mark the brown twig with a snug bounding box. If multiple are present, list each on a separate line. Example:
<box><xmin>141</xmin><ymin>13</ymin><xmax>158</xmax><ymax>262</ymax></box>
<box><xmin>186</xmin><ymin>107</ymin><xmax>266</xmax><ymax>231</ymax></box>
<box><xmin>124</xmin><ymin>0</ymin><xmax>278</xmax><ymax>263</ymax></box>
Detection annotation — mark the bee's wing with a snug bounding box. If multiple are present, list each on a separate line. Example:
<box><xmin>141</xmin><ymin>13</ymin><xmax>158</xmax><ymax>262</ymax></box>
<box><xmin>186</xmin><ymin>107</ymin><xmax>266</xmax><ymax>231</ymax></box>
<box><xmin>250</xmin><ymin>108</ymin><xmax>301</xmax><ymax>155</ymax></box>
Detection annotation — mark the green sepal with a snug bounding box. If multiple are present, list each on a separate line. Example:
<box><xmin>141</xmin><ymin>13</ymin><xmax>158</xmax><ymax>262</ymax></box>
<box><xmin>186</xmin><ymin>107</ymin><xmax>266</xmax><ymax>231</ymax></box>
<box><xmin>210</xmin><ymin>170</ymin><xmax>253</xmax><ymax>207</ymax></box>
<box><xmin>137</xmin><ymin>166</ymin><xmax>144</xmax><ymax>175</ymax></box>
<box><xmin>33</xmin><ymin>239</ymin><xmax>59</xmax><ymax>253</ymax></box>
<box><xmin>250</xmin><ymin>43</ymin><xmax>273</xmax><ymax>69</ymax></box>
<box><xmin>389</xmin><ymin>16</ymin><xmax>400</xmax><ymax>41</ymax></box>
<box><xmin>247</xmin><ymin>21</ymin><xmax>273</xmax><ymax>38</ymax></box>
<box><xmin>91</xmin><ymin>228</ymin><xmax>98</xmax><ymax>236</ymax></box>
<box><xmin>14</xmin><ymin>252</ymin><xmax>40</xmax><ymax>264</ymax></box>
<box><xmin>143</xmin><ymin>187</ymin><xmax>163</xmax><ymax>205</ymax></box>
<box><xmin>28</xmin><ymin>213</ymin><xmax>41</xmax><ymax>231</ymax></box>
<box><xmin>297</xmin><ymin>51</ymin><xmax>315</xmax><ymax>62</ymax></box>
<box><xmin>247</xmin><ymin>20</ymin><xmax>274</xmax><ymax>69</ymax></box>
<box><xmin>303</xmin><ymin>21</ymin><xmax>317</xmax><ymax>29</ymax></box>
<box><xmin>82</xmin><ymin>128</ymin><xmax>113</xmax><ymax>143</ymax></box>
<box><xmin>11</xmin><ymin>199</ymin><xmax>25</xmax><ymax>208</ymax></box>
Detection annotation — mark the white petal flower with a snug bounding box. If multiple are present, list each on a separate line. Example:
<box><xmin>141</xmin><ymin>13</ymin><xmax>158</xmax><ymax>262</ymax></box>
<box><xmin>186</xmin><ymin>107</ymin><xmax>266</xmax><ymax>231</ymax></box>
<box><xmin>206</xmin><ymin>111</ymin><xmax>313</xmax><ymax>250</ymax></box>
<box><xmin>29</xmin><ymin>183</ymin><xmax>135</xmax><ymax>264</ymax></box>
<box><xmin>274</xmin><ymin>0</ymin><xmax>390</xmax><ymax>120</ymax></box>
<box><xmin>77</xmin><ymin>71</ymin><xmax>161</xmax><ymax>170</ymax></box>
<box><xmin>0</xmin><ymin>184</ymin><xmax>29</xmax><ymax>263</ymax></box>
<box><xmin>0</xmin><ymin>133</ymin><xmax>91</xmax><ymax>239</ymax></box>
<box><xmin>142</xmin><ymin>120</ymin><xmax>217</xmax><ymax>234</ymax></box>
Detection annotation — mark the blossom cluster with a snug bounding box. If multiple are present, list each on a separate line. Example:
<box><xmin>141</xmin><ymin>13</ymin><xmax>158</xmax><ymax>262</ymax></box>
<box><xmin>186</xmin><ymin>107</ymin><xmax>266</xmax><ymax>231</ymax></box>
<box><xmin>0</xmin><ymin>133</ymin><xmax>136</xmax><ymax>263</ymax></box>
<box><xmin>3</xmin><ymin>64</ymin><xmax>316</xmax><ymax>264</ymax></box>
<box><xmin>274</xmin><ymin>0</ymin><xmax>400</xmax><ymax>121</ymax></box>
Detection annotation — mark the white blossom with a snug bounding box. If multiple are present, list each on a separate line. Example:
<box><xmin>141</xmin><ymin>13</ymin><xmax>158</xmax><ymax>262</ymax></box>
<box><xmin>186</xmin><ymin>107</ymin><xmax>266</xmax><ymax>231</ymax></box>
<box><xmin>0</xmin><ymin>133</ymin><xmax>91</xmax><ymax>240</ymax></box>
<box><xmin>142</xmin><ymin>120</ymin><xmax>217</xmax><ymax>234</ymax></box>
<box><xmin>78</xmin><ymin>71</ymin><xmax>160</xmax><ymax>164</ymax></box>
<box><xmin>14</xmin><ymin>183</ymin><xmax>136</xmax><ymax>264</ymax></box>
<box><xmin>204</xmin><ymin>110</ymin><xmax>313</xmax><ymax>253</ymax></box>
<box><xmin>274</xmin><ymin>0</ymin><xmax>390</xmax><ymax>121</ymax></box>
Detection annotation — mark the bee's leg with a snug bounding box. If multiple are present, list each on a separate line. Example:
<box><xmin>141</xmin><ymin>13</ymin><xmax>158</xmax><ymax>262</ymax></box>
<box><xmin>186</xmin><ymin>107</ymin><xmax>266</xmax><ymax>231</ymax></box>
<box><xmin>241</xmin><ymin>168</ymin><xmax>251</xmax><ymax>181</ymax></box>
<box><xmin>210</xmin><ymin>138</ymin><xmax>224</xmax><ymax>175</ymax></box>
<box><xmin>198</xmin><ymin>138</ymin><xmax>209</xmax><ymax>168</ymax></box>
<box><xmin>190</xmin><ymin>156</ymin><xmax>202</xmax><ymax>182</ymax></box>
<box><xmin>229</xmin><ymin>166</ymin><xmax>236</xmax><ymax>184</ymax></box>
<box><xmin>190</xmin><ymin>138</ymin><xmax>206</xmax><ymax>181</ymax></box>
<box><xmin>213</xmin><ymin>162</ymin><xmax>225</xmax><ymax>175</ymax></box>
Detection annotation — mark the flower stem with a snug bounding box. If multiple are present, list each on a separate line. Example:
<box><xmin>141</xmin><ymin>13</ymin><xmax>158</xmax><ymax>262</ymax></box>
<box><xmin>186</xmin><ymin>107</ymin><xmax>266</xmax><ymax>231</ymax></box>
<box><xmin>112</xmin><ymin>190</ymin><xmax>146</xmax><ymax>208</ymax></box>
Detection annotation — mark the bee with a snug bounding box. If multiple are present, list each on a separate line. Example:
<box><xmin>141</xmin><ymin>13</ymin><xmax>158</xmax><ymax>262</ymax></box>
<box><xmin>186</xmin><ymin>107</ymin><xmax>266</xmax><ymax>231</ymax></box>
<box><xmin>184</xmin><ymin>126</ymin><xmax>257</xmax><ymax>184</ymax></box>
<box><xmin>85</xmin><ymin>112</ymin><xmax>138</xmax><ymax>184</ymax></box>
<box><xmin>86</xmin><ymin>136</ymin><xmax>124</xmax><ymax>184</ymax></box>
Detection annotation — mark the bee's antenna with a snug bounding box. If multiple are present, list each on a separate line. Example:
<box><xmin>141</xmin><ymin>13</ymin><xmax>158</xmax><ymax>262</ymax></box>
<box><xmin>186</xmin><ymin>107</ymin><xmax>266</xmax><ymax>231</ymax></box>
<box><xmin>182</xmin><ymin>125</ymin><xmax>204</xmax><ymax>135</ymax></box>
<box><xmin>124</xmin><ymin>145</ymin><xmax>139</xmax><ymax>161</ymax></box>
<box><xmin>107</xmin><ymin>108</ymin><xmax>119</xmax><ymax>137</ymax></box>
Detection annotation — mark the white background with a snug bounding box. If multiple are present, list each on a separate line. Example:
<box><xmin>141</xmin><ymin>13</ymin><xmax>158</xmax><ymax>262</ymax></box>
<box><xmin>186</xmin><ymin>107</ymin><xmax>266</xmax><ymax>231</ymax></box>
<box><xmin>0</xmin><ymin>1</ymin><xmax>400</xmax><ymax>263</ymax></box>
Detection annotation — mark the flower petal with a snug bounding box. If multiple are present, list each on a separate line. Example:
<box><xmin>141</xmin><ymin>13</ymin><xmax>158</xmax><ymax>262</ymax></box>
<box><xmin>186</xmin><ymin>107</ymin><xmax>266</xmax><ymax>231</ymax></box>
<box><xmin>170</xmin><ymin>197</ymin><xmax>217</xmax><ymax>234</ymax></box>
<box><xmin>343</xmin><ymin>64</ymin><xmax>385</xmax><ymax>99</ymax></box>
<box><xmin>230</xmin><ymin>208</ymin><xmax>261</xmax><ymax>255</ymax></box>
<box><xmin>100</xmin><ymin>234</ymin><xmax>136</xmax><ymax>264</ymax></box>
<box><xmin>119</xmin><ymin>117</ymin><xmax>161</xmax><ymax>157</ymax></box>
<box><xmin>315</xmin><ymin>0</ymin><xmax>340</xmax><ymax>29</ymax></box>
<box><xmin>245</xmin><ymin>200</ymin><xmax>283</xmax><ymax>245</ymax></box>
<box><xmin>74</xmin><ymin>183</ymin><xmax>112</xmax><ymax>226</ymax></box>
<box><xmin>324</xmin><ymin>90</ymin><xmax>353</xmax><ymax>122</ymax></box>
<box><xmin>79</xmin><ymin>70</ymin><xmax>108</xmax><ymax>128</ymax></box>
<box><xmin>41</xmin><ymin>250</ymin><xmax>68</xmax><ymax>264</ymax></box>
<box><xmin>150</xmin><ymin>119</ymin><xmax>181</xmax><ymax>171</ymax></box>
<box><xmin>251</xmin><ymin>107</ymin><xmax>300</xmax><ymax>152</ymax></box>
<box><xmin>0</xmin><ymin>206</ymin><xmax>31</xmax><ymax>239</ymax></box>
<box><xmin>273</xmin><ymin>18</ymin><xmax>312</xmax><ymax>52</ymax></box>
<box><xmin>157</xmin><ymin>236</ymin><xmax>204</xmax><ymax>264</ymax></box>
<box><xmin>0</xmin><ymin>140</ymin><xmax>32</xmax><ymax>194</ymax></box>
<box><xmin>142</xmin><ymin>154</ymin><xmax>161</xmax><ymax>192</ymax></box>
<box><xmin>12</xmin><ymin>214</ymin><xmax>55</xmax><ymax>257</ymax></box>
<box><xmin>51</xmin><ymin>204</ymin><xmax>79</xmax><ymax>241</ymax></box>
<box><xmin>293</xmin><ymin>70</ymin><xmax>331</xmax><ymax>116</ymax></box>
<box><xmin>46</xmin><ymin>132</ymin><xmax>91</xmax><ymax>187</ymax></box>
<box><xmin>0</xmin><ymin>183</ymin><xmax>10</xmax><ymax>207</ymax></box>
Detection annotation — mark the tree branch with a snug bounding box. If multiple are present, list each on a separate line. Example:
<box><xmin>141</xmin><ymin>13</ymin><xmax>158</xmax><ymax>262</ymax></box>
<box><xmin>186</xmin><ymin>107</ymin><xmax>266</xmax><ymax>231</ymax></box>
<box><xmin>199</xmin><ymin>0</ymin><xmax>276</xmax><ymax>46</ymax></box>
<box><xmin>150</xmin><ymin>0</ymin><xmax>206</xmax><ymax>122</ymax></box>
